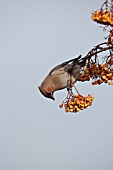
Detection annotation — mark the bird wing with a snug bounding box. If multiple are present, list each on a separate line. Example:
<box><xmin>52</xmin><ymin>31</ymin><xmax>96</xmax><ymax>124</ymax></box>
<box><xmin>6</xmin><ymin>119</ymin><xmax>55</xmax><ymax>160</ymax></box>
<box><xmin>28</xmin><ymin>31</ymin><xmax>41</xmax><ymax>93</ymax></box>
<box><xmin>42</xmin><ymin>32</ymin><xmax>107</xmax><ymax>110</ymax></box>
<box><xmin>71</xmin><ymin>65</ymin><xmax>80</xmax><ymax>79</ymax></box>
<box><xmin>50</xmin><ymin>64</ymin><xmax>72</xmax><ymax>76</ymax></box>
<box><xmin>49</xmin><ymin>55</ymin><xmax>81</xmax><ymax>75</ymax></box>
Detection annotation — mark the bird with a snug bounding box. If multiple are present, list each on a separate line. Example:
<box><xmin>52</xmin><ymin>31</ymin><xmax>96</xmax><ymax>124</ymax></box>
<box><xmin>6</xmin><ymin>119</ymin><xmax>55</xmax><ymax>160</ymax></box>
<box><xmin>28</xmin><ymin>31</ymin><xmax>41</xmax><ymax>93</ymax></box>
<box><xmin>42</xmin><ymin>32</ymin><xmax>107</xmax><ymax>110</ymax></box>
<box><xmin>38</xmin><ymin>55</ymin><xmax>81</xmax><ymax>100</ymax></box>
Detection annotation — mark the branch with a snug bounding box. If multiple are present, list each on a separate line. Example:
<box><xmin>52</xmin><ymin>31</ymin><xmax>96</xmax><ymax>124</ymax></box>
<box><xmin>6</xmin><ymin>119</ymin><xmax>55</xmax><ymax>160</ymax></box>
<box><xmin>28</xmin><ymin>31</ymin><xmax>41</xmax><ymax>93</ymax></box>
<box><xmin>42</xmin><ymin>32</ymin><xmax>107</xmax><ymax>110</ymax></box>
<box><xmin>79</xmin><ymin>42</ymin><xmax>113</xmax><ymax>67</ymax></box>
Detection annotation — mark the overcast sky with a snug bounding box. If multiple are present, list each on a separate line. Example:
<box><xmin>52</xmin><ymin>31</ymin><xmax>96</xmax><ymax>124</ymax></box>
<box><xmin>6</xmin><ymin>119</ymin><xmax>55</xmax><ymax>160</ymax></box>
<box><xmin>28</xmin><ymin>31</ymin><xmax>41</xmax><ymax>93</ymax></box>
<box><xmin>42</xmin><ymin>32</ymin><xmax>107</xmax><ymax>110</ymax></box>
<box><xmin>0</xmin><ymin>0</ymin><xmax>113</xmax><ymax>170</ymax></box>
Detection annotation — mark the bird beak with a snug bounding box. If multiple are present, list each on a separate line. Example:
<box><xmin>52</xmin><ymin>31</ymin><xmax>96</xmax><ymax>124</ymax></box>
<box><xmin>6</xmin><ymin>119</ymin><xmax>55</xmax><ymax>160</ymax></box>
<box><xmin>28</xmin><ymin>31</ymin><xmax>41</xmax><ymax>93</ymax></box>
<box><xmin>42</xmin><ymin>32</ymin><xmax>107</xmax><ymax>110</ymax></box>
<box><xmin>51</xmin><ymin>92</ymin><xmax>55</xmax><ymax>100</ymax></box>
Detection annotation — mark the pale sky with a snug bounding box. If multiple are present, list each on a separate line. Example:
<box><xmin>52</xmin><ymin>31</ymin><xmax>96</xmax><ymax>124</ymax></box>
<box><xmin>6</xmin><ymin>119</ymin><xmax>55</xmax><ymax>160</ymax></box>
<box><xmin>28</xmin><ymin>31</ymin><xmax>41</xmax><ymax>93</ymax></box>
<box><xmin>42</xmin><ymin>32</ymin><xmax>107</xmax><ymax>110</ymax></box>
<box><xmin>0</xmin><ymin>0</ymin><xmax>113</xmax><ymax>170</ymax></box>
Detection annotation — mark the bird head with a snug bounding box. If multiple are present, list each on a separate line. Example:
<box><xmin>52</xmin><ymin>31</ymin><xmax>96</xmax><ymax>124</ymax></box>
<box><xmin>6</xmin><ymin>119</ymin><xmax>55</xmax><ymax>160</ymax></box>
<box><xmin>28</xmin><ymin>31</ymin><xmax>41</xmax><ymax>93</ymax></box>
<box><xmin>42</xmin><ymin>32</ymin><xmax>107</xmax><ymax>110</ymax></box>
<box><xmin>38</xmin><ymin>86</ymin><xmax>55</xmax><ymax>100</ymax></box>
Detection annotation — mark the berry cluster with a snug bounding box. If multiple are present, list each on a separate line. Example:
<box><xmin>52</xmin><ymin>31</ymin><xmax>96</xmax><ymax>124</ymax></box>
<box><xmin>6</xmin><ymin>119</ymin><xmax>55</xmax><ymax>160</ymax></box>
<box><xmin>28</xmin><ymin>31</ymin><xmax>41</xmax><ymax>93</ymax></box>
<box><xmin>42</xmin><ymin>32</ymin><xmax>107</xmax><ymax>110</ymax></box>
<box><xmin>91</xmin><ymin>9</ymin><xmax>113</xmax><ymax>26</ymax></box>
<box><xmin>79</xmin><ymin>62</ymin><xmax>113</xmax><ymax>85</ymax></box>
<box><xmin>59</xmin><ymin>89</ymin><xmax>94</xmax><ymax>113</ymax></box>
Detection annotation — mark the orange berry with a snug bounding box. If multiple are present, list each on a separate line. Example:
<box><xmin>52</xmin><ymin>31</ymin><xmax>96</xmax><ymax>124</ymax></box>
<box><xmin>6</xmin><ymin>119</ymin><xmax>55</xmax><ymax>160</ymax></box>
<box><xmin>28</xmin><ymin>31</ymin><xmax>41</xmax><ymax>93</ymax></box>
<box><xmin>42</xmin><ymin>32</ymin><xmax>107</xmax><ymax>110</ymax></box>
<box><xmin>106</xmin><ymin>9</ymin><xmax>110</xmax><ymax>13</ymax></box>
<box><xmin>59</xmin><ymin>104</ymin><xmax>63</xmax><ymax>108</ymax></box>
<box><xmin>108</xmin><ymin>81</ymin><xmax>113</xmax><ymax>85</ymax></box>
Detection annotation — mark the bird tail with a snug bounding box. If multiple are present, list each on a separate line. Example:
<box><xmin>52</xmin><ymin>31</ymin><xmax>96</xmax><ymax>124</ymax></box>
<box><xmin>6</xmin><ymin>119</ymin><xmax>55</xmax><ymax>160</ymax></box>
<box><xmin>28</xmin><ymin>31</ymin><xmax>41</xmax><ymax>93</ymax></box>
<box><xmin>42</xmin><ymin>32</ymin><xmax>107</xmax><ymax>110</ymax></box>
<box><xmin>62</xmin><ymin>55</ymin><xmax>82</xmax><ymax>66</ymax></box>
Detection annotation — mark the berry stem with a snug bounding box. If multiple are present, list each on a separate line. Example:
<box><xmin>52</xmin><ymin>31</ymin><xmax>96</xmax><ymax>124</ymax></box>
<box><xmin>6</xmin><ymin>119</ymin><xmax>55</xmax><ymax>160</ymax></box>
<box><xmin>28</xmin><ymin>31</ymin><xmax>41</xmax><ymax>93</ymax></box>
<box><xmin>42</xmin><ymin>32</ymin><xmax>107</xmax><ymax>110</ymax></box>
<box><xmin>74</xmin><ymin>85</ymin><xmax>80</xmax><ymax>95</ymax></box>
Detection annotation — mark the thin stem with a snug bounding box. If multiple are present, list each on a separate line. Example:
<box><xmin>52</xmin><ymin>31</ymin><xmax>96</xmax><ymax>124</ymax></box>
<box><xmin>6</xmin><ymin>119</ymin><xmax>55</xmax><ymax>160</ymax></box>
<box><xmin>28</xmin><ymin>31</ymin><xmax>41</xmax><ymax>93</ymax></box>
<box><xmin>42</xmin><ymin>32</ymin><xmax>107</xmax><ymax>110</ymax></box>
<box><xmin>74</xmin><ymin>85</ymin><xmax>80</xmax><ymax>95</ymax></box>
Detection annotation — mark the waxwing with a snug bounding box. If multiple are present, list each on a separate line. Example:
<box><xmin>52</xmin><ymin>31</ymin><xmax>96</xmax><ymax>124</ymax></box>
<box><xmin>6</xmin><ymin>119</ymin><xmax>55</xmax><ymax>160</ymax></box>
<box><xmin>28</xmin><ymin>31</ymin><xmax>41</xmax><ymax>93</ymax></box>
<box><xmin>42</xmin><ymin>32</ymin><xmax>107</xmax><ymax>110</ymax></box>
<box><xmin>38</xmin><ymin>55</ymin><xmax>81</xmax><ymax>100</ymax></box>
